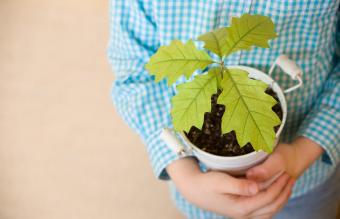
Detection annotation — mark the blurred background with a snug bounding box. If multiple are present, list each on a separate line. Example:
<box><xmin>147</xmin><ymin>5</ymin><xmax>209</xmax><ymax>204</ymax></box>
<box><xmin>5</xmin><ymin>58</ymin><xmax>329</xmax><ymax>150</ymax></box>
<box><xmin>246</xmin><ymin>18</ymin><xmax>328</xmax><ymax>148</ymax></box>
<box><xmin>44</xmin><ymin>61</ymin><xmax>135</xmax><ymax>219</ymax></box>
<box><xmin>0</xmin><ymin>0</ymin><xmax>182</xmax><ymax>218</ymax></box>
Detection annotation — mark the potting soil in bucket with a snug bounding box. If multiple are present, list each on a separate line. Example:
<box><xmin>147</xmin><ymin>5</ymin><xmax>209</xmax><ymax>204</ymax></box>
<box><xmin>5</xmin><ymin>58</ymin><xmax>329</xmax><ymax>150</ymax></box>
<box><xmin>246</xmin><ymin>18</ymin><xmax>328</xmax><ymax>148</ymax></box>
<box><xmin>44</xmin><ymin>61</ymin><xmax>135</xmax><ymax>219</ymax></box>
<box><xmin>185</xmin><ymin>87</ymin><xmax>283</xmax><ymax>157</ymax></box>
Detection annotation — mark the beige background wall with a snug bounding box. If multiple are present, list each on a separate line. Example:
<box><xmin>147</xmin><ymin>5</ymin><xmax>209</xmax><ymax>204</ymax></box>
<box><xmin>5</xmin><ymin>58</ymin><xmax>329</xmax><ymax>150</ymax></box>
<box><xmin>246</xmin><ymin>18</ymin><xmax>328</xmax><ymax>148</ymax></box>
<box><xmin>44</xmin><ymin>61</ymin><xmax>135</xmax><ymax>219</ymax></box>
<box><xmin>0</xmin><ymin>0</ymin><xmax>182</xmax><ymax>218</ymax></box>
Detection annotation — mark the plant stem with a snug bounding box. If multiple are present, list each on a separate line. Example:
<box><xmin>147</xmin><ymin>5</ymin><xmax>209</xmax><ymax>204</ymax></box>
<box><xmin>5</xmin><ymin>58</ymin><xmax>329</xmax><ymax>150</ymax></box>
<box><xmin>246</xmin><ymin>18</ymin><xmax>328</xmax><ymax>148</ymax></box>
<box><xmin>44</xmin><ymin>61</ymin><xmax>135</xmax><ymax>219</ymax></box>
<box><xmin>220</xmin><ymin>58</ymin><xmax>224</xmax><ymax>79</ymax></box>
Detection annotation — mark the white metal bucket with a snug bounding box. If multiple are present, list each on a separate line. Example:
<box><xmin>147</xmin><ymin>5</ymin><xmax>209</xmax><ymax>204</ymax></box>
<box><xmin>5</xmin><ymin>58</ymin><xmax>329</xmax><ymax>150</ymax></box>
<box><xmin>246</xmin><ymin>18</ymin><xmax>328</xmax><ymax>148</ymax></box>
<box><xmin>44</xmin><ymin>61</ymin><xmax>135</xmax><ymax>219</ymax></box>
<box><xmin>161</xmin><ymin>55</ymin><xmax>303</xmax><ymax>175</ymax></box>
<box><xmin>179</xmin><ymin>65</ymin><xmax>287</xmax><ymax>175</ymax></box>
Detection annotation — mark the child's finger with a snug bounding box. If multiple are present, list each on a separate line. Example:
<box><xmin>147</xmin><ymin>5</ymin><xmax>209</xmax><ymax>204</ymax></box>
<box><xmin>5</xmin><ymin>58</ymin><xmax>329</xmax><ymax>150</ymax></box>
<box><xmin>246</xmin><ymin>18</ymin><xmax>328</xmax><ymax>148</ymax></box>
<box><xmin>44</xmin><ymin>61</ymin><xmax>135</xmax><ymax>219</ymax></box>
<box><xmin>246</xmin><ymin>153</ymin><xmax>283</xmax><ymax>182</ymax></box>
<box><xmin>211</xmin><ymin>172</ymin><xmax>259</xmax><ymax>196</ymax></box>
<box><xmin>258</xmin><ymin>170</ymin><xmax>284</xmax><ymax>190</ymax></box>
<box><xmin>235</xmin><ymin>173</ymin><xmax>290</xmax><ymax>214</ymax></box>
<box><xmin>248</xmin><ymin>178</ymin><xmax>295</xmax><ymax>218</ymax></box>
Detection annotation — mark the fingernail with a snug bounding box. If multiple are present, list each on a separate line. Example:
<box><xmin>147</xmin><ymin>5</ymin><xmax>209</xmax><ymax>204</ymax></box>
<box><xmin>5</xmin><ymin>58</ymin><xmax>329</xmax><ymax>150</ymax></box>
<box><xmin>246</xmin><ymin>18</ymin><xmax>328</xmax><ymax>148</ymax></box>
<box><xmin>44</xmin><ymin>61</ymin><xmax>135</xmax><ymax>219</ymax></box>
<box><xmin>249</xmin><ymin>183</ymin><xmax>258</xmax><ymax>195</ymax></box>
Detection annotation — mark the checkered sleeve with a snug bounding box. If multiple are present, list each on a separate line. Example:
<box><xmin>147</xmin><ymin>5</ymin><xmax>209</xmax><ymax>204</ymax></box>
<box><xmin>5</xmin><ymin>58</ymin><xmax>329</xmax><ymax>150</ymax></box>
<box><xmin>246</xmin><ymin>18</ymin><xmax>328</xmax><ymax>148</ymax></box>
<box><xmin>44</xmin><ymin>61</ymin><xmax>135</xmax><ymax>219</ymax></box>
<box><xmin>297</xmin><ymin>13</ymin><xmax>340</xmax><ymax>165</ymax></box>
<box><xmin>297</xmin><ymin>63</ymin><xmax>340</xmax><ymax>165</ymax></box>
<box><xmin>297</xmin><ymin>63</ymin><xmax>340</xmax><ymax>166</ymax></box>
<box><xmin>107</xmin><ymin>1</ymin><xmax>182</xmax><ymax>179</ymax></box>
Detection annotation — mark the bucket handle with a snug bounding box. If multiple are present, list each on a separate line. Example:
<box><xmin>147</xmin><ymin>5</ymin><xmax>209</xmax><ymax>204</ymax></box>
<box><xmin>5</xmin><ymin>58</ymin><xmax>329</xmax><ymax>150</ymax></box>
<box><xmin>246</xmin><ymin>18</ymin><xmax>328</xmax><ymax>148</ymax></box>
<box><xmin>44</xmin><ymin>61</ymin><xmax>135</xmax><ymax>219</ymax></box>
<box><xmin>268</xmin><ymin>55</ymin><xmax>303</xmax><ymax>94</ymax></box>
<box><xmin>160</xmin><ymin>128</ymin><xmax>189</xmax><ymax>157</ymax></box>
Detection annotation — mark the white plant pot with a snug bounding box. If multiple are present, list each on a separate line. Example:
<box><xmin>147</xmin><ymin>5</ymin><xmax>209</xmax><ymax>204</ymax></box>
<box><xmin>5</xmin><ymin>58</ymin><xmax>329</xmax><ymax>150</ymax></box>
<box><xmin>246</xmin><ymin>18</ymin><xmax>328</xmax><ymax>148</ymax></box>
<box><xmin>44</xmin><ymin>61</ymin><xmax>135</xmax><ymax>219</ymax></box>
<box><xmin>161</xmin><ymin>55</ymin><xmax>302</xmax><ymax>176</ymax></box>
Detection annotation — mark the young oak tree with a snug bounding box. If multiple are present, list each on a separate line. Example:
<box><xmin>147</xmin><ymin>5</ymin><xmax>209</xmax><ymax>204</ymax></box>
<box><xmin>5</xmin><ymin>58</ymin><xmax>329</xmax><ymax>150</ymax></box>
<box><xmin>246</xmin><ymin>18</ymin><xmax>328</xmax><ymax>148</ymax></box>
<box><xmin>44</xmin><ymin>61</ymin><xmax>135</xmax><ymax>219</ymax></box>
<box><xmin>145</xmin><ymin>14</ymin><xmax>281</xmax><ymax>153</ymax></box>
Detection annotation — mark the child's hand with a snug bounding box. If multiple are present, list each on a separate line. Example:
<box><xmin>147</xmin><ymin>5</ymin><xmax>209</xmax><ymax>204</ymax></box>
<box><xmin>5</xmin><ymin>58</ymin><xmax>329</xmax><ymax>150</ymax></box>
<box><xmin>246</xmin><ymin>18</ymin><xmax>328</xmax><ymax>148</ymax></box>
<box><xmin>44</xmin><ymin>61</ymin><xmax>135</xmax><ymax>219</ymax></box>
<box><xmin>244</xmin><ymin>137</ymin><xmax>324</xmax><ymax>217</ymax></box>
<box><xmin>246</xmin><ymin>137</ymin><xmax>324</xmax><ymax>181</ymax></box>
<box><xmin>167</xmin><ymin>157</ymin><xmax>292</xmax><ymax>218</ymax></box>
<box><xmin>247</xmin><ymin>143</ymin><xmax>300</xmax><ymax>182</ymax></box>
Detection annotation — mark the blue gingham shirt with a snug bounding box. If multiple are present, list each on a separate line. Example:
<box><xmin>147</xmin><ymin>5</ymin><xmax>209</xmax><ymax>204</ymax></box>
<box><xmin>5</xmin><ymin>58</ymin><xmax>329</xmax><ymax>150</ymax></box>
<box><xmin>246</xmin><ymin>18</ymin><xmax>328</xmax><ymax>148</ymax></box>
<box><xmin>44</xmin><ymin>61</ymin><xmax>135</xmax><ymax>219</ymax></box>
<box><xmin>108</xmin><ymin>1</ymin><xmax>340</xmax><ymax>218</ymax></box>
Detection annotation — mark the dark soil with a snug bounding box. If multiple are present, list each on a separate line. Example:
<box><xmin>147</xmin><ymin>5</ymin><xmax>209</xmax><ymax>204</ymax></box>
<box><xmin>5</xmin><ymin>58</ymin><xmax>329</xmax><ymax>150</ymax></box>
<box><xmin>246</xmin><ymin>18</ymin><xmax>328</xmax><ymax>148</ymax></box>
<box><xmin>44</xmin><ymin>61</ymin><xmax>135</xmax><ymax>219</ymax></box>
<box><xmin>185</xmin><ymin>87</ymin><xmax>283</xmax><ymax>157</ymax></box>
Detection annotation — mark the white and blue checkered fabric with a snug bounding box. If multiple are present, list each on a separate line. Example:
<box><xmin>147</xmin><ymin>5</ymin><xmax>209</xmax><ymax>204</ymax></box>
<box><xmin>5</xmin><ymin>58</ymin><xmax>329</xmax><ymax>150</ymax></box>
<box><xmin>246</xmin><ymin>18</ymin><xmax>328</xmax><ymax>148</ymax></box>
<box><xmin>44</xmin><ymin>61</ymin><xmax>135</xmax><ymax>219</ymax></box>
<box><xmin>108</xmin><ymin>1</ymin><xmax>340</xmax><ymax>218</ymax></box>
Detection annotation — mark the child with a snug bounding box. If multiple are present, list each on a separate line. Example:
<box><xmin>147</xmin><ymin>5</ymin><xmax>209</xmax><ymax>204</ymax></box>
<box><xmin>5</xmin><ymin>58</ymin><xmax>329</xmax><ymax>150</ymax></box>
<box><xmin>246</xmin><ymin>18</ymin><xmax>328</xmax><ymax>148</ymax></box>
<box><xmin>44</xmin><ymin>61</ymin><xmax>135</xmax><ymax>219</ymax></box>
<box><xmin>108</xmin><ymin>1</ymin><xmax>340</xmax><ymax>218</ymax></box>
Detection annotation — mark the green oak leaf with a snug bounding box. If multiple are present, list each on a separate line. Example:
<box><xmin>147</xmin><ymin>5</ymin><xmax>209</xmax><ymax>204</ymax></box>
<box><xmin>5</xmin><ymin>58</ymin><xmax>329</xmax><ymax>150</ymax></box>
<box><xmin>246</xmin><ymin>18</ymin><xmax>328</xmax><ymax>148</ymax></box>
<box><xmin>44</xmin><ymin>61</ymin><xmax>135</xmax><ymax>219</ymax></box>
<box><xmin>217</xmin><ymin>68</ymin><xmax>281</xmax><ymax>153</ymax></box>
<box><xmin>171</xmin><ymin>68</ymin><xmax>221</xmax><ymax>132</ymax></box>
<box><xmin>198</xmin><ymin>27</ymin><xmax>228</xmax><ymax>57</ymax></box>
<box><xmin>224</xmin><ymin>14</ymin><xmax>277</xmax><ymax>56</ymax></box>
<box><xmin>145</xmin><ymin>40</ymin><xmax>214</xmax><ymax>85</ymax></box>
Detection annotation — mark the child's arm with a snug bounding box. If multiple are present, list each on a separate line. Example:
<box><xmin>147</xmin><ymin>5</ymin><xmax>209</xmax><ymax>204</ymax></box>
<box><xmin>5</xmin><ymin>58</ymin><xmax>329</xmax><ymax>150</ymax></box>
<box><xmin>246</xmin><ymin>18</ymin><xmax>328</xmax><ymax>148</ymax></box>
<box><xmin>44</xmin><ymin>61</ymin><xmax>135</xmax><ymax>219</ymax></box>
<box><xmin>247</xmin><ymin>138</ymin><xmax>324</xmax><ymax>181</ymax></box>
<box><xmin>108</xmin><ymin>1</ymin><xmax>185</xmax><ymax>180</ymax></box>
<box><xmin>247</xmin><ymin>17</ymin><xmax>340</xmax><ymax>181</ymax></box>
<box><xmin>246</xmin><ymin>17</ymin><xmax>340</xmax><ymax>217</ymax></box>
